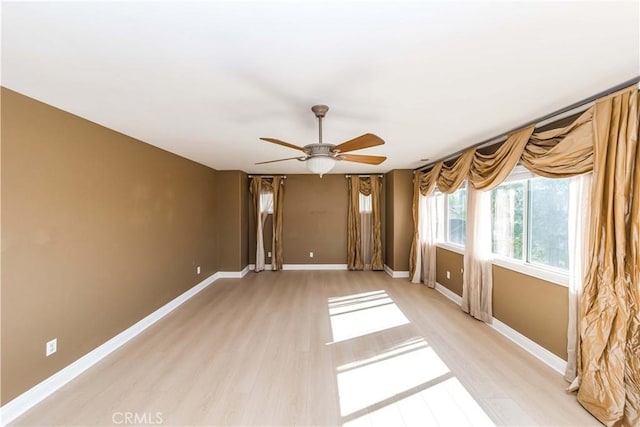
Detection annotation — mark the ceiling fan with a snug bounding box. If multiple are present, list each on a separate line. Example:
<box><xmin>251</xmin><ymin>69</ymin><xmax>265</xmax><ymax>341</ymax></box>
<box><xmin>256</xmin><ymin>105</ymin><xmax>386</xmax><ymax>177</ymax></box>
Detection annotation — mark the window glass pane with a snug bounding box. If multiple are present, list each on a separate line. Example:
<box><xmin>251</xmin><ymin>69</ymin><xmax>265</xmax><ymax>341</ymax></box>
<box><xmin>418</xmin><ymin>194</ymin><xmax>428</xmax><ymax>240</ymax></box>
<box><xmin>528</xmin><ymin>177</ymin><xmax>569</xmax><ymax>269</ymax></box>
<box><xmin>447</xmin><ymin>186</ymin><xmax>466</xmax><ymax>245</ymax></box>
<box><xmin>359</xmin><ymin>193</ymin><xmax>372</xmax><ymax>213</ymax></box>
<box><xmin>435</xmin><ymin>192</ymin><xmax>445</xmax><ymax>242</ymax></box>
<box><xmin>260</xmin><ymin>191</ymin><xmax>274</xmax><ymax>214</ymax></box>
<box><xmin>491</xmin><ymin>182</ymin><xmax>524</xmax><ymax>260</ymax></box>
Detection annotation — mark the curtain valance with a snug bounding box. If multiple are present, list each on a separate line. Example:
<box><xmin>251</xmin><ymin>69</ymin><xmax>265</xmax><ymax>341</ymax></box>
<box><xmin>414</xmin><ymin>103</ymin><xmax>597</xmax><ymax>197</ymax></box>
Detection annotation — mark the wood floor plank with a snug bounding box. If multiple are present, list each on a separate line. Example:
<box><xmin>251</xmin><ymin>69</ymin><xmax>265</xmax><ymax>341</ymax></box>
<box><xmin>11</xmin><ymin>271</ymin><xmax>599</xmax><ymax>426</ymax></box>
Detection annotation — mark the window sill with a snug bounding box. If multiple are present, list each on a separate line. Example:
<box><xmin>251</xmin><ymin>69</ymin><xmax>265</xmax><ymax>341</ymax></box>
<box><xmin>491</xmin><ymin>256</ymin><xmax>569</xmax><ymax>287</ymax></box>
<box><xmin>435</xmin><ymin>242</ymin><xmax>465</xmax><ymax>256</ymax></box>
<box><xmin>435</xmin><ymin>243</ymin><xmax>569</xmax><ymax>287</ymax></box>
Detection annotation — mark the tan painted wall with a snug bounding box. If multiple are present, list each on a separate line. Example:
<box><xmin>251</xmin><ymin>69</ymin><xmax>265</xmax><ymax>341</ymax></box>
<box><xmin>248</xmin><ymin>174</ymin><xmax>387</xmax><ymax>266</ymax></box>
<box><xmin>435</xmin><ymin>247</ymin><xmax>464</xmax><ymax>296</ymax></box>
<box><xmin>240</xmin><ymin>173</ymin><xmax>249</xmax><ymax>268</ymax></box>
<box><xmin>283</xmin><ymin>175</ymin><xmax>349</xmax><ymax>264</ymax></box>
<box><xmin>493</xmin><ymin>265</ymin><xmax>568</xmax><ymax>359</ymax></box>
<box><xmin>435</xmin><ymin>246</ymin><xmax>569</xmax><ymax>359</ymax></box>
<box><xmin>384</xmin><ymin>172</ymin><xmax>395</xmax><ymax>268</ymax></box>
<box><xmin>216</xmin><ymin>171</ymin><xmax>248</xmax><ymax>271</ymax></box>
<box><xmin>1</xmin><ymin>88</ymin><xmax>219</xmax><ymax>404</ymax></box>
<box><xmin>384</xmin><ymin>170</ymin><xmax>413</xmax><ymax>271</ymax></box>
<box><xmin>248</xmin><ymin>174</ymin><xmax>348</xmax><ymax>264</ymax></box>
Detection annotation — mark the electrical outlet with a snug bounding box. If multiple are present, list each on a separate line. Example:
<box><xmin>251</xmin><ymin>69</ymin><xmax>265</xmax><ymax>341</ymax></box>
<box><xmin>309</xmin><ymin>251</ymin><xmax>314</xmax><ymax>258</ymax></box>
<box><xmin>446</xmin><ymin>271</ymin><xmax>451</xmax><ymax>279</ymax></box>
<box><xmin>196</xmin><ymin>266</ymin><xmax>201</xmax><ymax>274</ymax></box>
<box><xmin>46</xmin><ymin>338</ymin><xmax>57</xmax><ymax>357</ymax></box>
<box><xmin>268</xmin><ymin>251</ymin><xmax>272</xmax><ymax>258</ymax></box>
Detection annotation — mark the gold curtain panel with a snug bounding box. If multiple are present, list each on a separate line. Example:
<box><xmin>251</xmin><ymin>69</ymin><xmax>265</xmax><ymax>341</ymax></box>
<box><xmin>347</xmin><ymin>176</ymin><xmax>384</xmax><ymax>271</ymax></box>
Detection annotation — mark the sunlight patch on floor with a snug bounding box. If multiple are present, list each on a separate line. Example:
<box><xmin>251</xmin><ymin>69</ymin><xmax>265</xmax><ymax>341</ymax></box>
<box><xmin>328</xmin><ymin>290</ymin><xmax>410</xmax><ymax>343</ymax></box>
<box><xmin>343</xmin><ymin>377</ymin><xmax>495</xmax><ymax>427</ymax></box>
<box><xmin>329</xmin><ymin>291</ymin><xmax>496</xmax><ymax>427</ymax></box>
<box><xmin>336</xmin><ymin>339</ymin><xmax>449</xmax><ymax>416</ymax></box>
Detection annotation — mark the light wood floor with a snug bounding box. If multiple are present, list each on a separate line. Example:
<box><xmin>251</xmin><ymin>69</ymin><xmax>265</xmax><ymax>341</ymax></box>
<box><xmin>12</xmin><ymin>271</ymin><xmax>599</xmax><ymax>426</ymax></box>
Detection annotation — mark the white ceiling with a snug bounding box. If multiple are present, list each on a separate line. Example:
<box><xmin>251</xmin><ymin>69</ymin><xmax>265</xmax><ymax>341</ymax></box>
<box><xmin>2</xmin><ymin>1</ymin><xmax>638</xmax><ymax>174</ymax></box>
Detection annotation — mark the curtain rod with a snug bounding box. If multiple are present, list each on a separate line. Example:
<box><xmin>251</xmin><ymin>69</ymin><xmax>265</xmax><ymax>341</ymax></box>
<box><xmin>247</xmin><ymin>175</ymin><xmax>287</xmax><ymax>179</ymax></box>
<box><xmin>345</xmin><ymin>174</ymin><xmax>384</xmax><ymax>178</ymax></box>
<box><xmin>414</xmin><ymin>76</ymin><xmax>640</xmax><ymax>172</ymax></box>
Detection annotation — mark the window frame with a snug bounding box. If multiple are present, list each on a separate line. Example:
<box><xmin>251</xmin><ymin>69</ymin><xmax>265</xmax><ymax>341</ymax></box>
<box><xmin>359</xmin><ymin>192</ymin><xmax>373</xmax><ymax>213</ymax></box>
<box><xmin>439</xmin><ymin>185</ymin><xmax>467</xmax><ymax>248</ymax></box>
<box><xmin>431</xmin><ymin>190</ymin><xmax>465</xmax><ymax>254</ymax></box>
<box><xmin>431</xmin><ymin>168</ymin><xmax>570</xmax><ymax>287</ymax></box>
<box><xmin>260</xmin><ymin>190</ymin><xmax>274</xmax><ymax>215</ymax></box>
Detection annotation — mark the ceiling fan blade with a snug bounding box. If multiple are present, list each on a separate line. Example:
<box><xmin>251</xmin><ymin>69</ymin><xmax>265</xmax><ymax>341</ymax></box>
<box><xmin>260</xmin><ymin>137</ymin><xmax>308</xmax><ymax>152</ymax></box>
<box><xmin>338</xmin><ymin>154</ymin><xmax>387</xmax><ymax>165</ymax></box>
<box><xmin>255</xmin><ymin>156</ymin><xmax>304</xmax><ymax>165</ymax></box>
<box><xmin>331</xmin><ymin>133</ymin><xmax>384</xmax><ymax>154</ymax></box>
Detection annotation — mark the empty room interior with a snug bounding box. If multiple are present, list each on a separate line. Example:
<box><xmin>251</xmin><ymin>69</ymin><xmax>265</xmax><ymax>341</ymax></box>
<box><xmin>1</xmin><ymin>1</ymin><xmax>639</xmax><ymax>426</ymax></box>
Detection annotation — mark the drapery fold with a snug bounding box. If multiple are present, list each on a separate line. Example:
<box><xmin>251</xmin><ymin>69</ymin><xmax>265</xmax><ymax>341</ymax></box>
<box><xmin>470</xmin><ymin>125</ymin><xmax>535</xmax><ymax>190</ymax></box>
<box><xmin>347</xmin><ymin>175</ymin><xmax>384</xmax><ymax>271</ymax></box>
<box><xmin>271</xmin><ymin>176</ymin><xmax>284</xmax><ymax>271</ymax></box>
<box><xmin>566</xmin><ymin>173</ymin><xmax>592</xmax><ymax>383</ymax></box>
<box><xmin>370</xmin><ymin>175</ymin><xmax>384</xmax><ymax>271</ymax></box>
<box><xmin>577</xmin><ymin>87</ymin><xmax>638</xmax><ymax>426</ymax></box>
<box><xmin>461</xmin><ymin>186</ymin><xmax>493</xmax><ymax>323</ymax></box>
<box><xmin>412</xmin><ymin>194</ymin><xmax>437</xmax><ymax>287</ymax></box>
<box><xmin>250</xmin><ymin>177</ymin><xmax>265</xmax><ymax>272</ymax></box>
<box><xmin>522</xmin><ymin>109</ymin><xmax>594</xmax><ymax>178</ymax></box>
<box><xmin>347</xmin><ymin>176</ymin><xmax>363</xmax><ymax>271</ymax></box>
<box><xmin>250</xmin><ymin>176</ymin><xmax>284</xmax><ymax>272</ymax></box>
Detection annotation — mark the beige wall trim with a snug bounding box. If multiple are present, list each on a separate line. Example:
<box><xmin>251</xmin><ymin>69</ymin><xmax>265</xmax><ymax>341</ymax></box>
<box><xmin>0</xmin><ymin>271</ymin><xmax>244</xmax><ymax>426</ymax></box>
<box><xmin>433</xmin><ymin>282</ymin><xmax>567</xmax><ymax>375</ymax></box>
<box><xmin>383</xmin><ymin>264</ymin><xmax>410</xmax><ymax>279</ymax></box>
<box><xmin>248</xmin><ymin>264</ymin><xmax>348</xmax><ymax>271</ymax></box>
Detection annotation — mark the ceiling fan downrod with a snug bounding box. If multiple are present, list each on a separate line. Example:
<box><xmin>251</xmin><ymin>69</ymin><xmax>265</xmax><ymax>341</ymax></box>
<box><xmin>311</xmin><ymin>105</ymin><xmax>329</xmax><ymax>145</ymax></box>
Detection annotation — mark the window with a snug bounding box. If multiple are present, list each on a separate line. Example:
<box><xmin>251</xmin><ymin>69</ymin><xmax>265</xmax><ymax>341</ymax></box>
<box><xmin>260</xmin><ymin>191</ymin><xmax>273</xmax><ymax>214</ymax></box>
<box><xmin>359</xmin><ymin>193</ymin><xmax>373</xmax><ymax>267</ymax></box>
<box><xmin>528</xmin><ymin>178</ymin><xmax>569</xmax><ymax>269</ymax></box>
<box><xmin>431</xmin><ymin>184</ymin><xmax>466</xmax><ymax>246</ymax></box>
<box><xmin>359</xmin><ymin>193</ymin><xmax>372</xmax><ymax>213</ymax></box>
<box><xmin>491</xmin><ymin>181</ymin><xmax>524</xmax><ymax>260</ymax></box>
<box><xmin>447</xmin><ymin>186</ymin><xmax>466</xmax><ymax>245</ymax></box>
<box><xmin>491</xmin><ymin>171</ymin><xmax>569</xmax><ymax>270</ymax></box>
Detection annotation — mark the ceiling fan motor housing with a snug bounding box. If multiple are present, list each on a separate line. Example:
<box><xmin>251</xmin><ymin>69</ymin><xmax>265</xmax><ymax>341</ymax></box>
<box><xmin>304</xmin><ymin>143</ymin><xmax>336</xmax><ymax>157</ymax></box>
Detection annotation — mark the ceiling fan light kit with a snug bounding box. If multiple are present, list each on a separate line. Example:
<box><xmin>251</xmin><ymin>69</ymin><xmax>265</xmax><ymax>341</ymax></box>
<box><xmin>306</xmin><ymin>156</ymin><xmax>336</xmax><ymax>177</ymax></box>
<box><xmin>257</xmin><ymin>105</ymin><xmax>387</xmax><ymax>176</ymax></box>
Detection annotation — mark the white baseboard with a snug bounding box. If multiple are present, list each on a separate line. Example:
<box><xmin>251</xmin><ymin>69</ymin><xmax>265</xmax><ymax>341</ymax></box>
<box><xmin>240</xmin><ymin>265</ymin><xmax>250</xmax><ymax>277</ymax></box>
<box><xmin>284</xmin><ymin>264</ymin><xmax>347</xmax><ymax>270</ymax></box>
<box><xmin>248</xmin><ymin>264</ymin><xmax>348</xmax><ymax>271</ymax></box>
<box><xmin>384</xmin><ymin>264</ymin><xmax>410</xmax><ymax>279</ymax></box>
<box><xmin>217</xmin><ymin>269</ymin><xmax>248</xmax><ymax>279</ymax></box>
<box><xmin>248</xmin><ymin>263</ymin><xmax>273</xmax><ymax>271</ymax></box>
<box><xmin>490</xmin><ymin>319</ymin><xmax>567</xmax><ymax>375</ymax></box>
<box><xmin>0</xmin><ymin>269</ymin><xmax>245</xmax><ymax>426</ymax></box>
<box><xmin>434</xmin><ymin>282</ymin><xmax>463</xmax><ymax>305</ymax></box>
<box><xmin>433</xmin><ymin>282</ymin><xmax>566</xmax><ymax>376</ymax></box>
